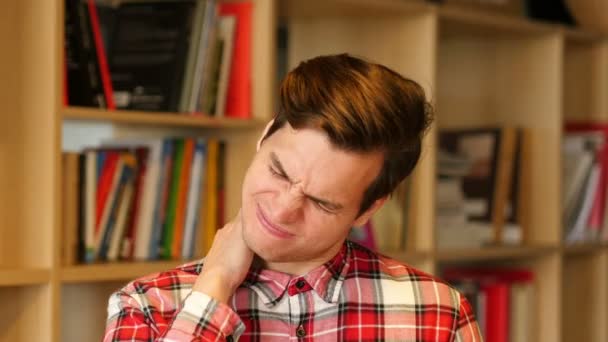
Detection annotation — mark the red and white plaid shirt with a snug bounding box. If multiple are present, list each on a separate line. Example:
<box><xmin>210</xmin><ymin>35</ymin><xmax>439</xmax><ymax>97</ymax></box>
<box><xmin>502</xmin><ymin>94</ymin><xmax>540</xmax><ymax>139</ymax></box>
<box><xmin>104</xmin><ymin>241</ymin><xmax>482</xmax><ymax>341</ymax></box>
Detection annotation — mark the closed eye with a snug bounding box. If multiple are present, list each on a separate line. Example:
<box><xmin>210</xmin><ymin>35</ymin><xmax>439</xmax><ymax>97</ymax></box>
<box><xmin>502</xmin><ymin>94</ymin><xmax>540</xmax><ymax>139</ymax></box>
<box><xmin>269</xmin><ymin>165</ymin><xmax>288</xmax><ymax>180</ymax></box>
<box><xmin>314</xmin><ymin>200</ymin><xmax>336</xmax><ymax>214</ymax></box>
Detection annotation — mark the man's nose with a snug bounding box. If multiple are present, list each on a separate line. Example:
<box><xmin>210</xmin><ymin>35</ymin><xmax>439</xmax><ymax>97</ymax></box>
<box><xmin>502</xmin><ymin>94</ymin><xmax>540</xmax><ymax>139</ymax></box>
<box><xmin>272</xmin><ymin>186</ymin><xmax>304</xmax><ymax>224</ymax></box>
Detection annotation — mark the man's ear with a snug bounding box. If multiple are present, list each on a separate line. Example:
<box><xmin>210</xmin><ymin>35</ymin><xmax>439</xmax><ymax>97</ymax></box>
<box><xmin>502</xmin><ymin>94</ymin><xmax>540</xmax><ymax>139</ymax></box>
<box><xmin>256</xmin><ymin>119</ymin><xmax>275</xmax><ymax>151</ymax></box>
<box><xmin>352</xmin><ymin>196</ymin><xmax>388</xmax><ymax>227</ymax></box>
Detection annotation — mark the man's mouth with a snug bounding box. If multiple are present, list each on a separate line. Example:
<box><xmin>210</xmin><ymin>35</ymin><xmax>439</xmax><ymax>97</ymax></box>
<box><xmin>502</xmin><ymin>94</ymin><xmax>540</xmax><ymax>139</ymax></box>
<box><xmin>255</xmin><ymin>204</ymin><xmax>295</xmax><ymax>239</ymax></box>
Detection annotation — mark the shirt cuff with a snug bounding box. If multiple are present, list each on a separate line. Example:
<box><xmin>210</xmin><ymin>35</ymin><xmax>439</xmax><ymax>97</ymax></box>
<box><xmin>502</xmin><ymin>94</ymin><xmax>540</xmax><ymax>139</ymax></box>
<box><xmin>169</xmin><ymin>291</ymin><xmax>245</xmax><ymax>340</ymax></box>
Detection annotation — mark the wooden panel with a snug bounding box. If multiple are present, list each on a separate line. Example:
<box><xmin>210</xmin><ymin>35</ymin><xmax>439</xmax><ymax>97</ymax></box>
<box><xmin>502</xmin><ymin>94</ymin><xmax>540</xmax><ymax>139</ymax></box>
<box><xmin>437</xmin><ymin>37</ymin><xmax>500</xmax><ymax>126</ymax></box>
<box><xmin>562</xmin><ymin>252</ymin><xmax>607</xmax><ymax>342</ymax></box>
<box><xmin>225</xmin><ymin>132</ymin><xmax>259</xmax><ymax>220</ymax></box>
<box><xmin>18</xmin><ymin>0</ymin><xmax>58</xmax><ymax>269</ymax></box>
<box><xmin>0</xmin><ymin>0</ymin><xmax>24</xmax><ymax>268</ymax></box>
<box><xmin>288</xmin><ymin>15</ymin><xmax>436</xmax><ymax>91</ymax></box>
<box><xmin>61</xmin><ymin>261</ymin><xmax>185</xmax><ymax>283</ymax></box>
<box><xmin>532</xmin><ymin>253</ymin><xmax>561</xmax><ymax>342</ymax></box>
<box><xmin>0</xmin><ymin>269</ymin><xmax>50</xmax><ymax>286</ymax></box>
<box><xmin>61</xmin><ymin>282</ymin><xmax>124</xmax><ymax>342</ymax></box>
<box><xmin>588</xmin><ymin>42</ymin><xmax>608</xmax><ymax>120</ymax></box>
<box><xmin>563</xmin><ymin>42</ymin><xmax>608</xmax><ymax>121</ymax></box>
<box><xmin>252</xmin><ymin>0</ymin><xmax>276</xmax><ymax>120</ymax></box>
<box><xmin>0</xmin><ymin>285</ymin><xmax>53</xmax><ymax>342</ymax></box>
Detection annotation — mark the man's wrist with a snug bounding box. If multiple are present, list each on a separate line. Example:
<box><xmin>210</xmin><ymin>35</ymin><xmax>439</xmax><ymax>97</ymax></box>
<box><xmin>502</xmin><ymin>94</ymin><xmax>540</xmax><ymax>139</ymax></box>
<box><xmin>193</xmin><ymin>271</ymin><xmax>237</xmax><ymax>304</ymax></box>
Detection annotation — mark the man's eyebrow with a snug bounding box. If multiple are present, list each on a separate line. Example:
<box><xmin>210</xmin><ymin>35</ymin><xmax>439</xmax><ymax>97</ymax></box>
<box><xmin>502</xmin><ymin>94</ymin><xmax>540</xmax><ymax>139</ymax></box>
<box><xmin>270</xmin><ymin>152</ymin><xmax>291</xmax><ymax>181</ymax></box>
<box><xmin>306</xmin><ymin>194</ymin><xmax>343</xmax><ymax>211</ymax></box>
<box><xmin>269</xmin><ymin>152</ymin><xmax>343</xmax><ymax>211</ymax></box>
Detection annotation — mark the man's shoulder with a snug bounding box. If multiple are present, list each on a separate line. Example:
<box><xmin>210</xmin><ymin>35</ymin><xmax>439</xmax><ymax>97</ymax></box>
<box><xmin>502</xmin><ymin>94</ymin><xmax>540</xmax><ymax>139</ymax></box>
<box><xmin>347</xmin><ymin>242</ymin><xmax>461</xmax><ymax>300</ymax></box>
<box><xmin>117</xmin><ymin>259</ymin><xmax>203</xmax><ymax>295</ymax></box>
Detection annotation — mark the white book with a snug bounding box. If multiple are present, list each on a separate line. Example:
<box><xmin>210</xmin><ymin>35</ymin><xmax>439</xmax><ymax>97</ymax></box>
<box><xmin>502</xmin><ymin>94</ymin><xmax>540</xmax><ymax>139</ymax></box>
<box><xmin>178</xmin><ymin>0</ymin><xmax>208</xmax><ymax>112</ymax></box>
<box><xmin>182</xmin><ymin>139</ymin><xmax>207</xmax><ymax>259</ymax></box>
<box><xmin>107</xmin><ymin>177</ymin><xmax>135</xmax><ymax>261</ymax></box>
<box><xmin>84</xmin><ymin>150</ymin><xmax>98</xmax><ymax>263</ymax></box>
<box><xmin>510</xmin><ymin>283</ymin><xmax>534</xmax><ymax>342</ymax></box>
<box><xmin>214</xmin><ymin>15</ymin><xmax>236</xmax><ymax>117</ymax></box>
<box><xmin>566</xmin><ymin>164</ymin><xmax>601</xmax><ymax>243</ymax></box>
<box><xmin>562</xmin><ymin>151</ymin><xmax>593</xmax><ymax>216</ymax></box>
<box><xmin>188</xmin><ymin>0</ymin><xmax>218</xmax><ymax>112</ymax></box>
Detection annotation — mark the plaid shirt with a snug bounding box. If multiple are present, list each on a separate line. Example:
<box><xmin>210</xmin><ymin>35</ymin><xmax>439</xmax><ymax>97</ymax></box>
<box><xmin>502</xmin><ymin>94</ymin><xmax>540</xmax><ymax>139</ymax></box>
<box><xmin>104</xmin><ymin>241</ymin><xmax>482</xmax><ymax>341</ymax></box>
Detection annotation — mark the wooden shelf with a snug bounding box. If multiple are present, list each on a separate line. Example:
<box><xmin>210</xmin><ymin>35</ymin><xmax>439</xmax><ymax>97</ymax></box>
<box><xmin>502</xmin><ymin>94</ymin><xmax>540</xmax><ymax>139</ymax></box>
<box><xmin>62</xmin><ymin>106</ymin><xmax>265</xmax><ymax>129</ymax></box>
<box><xmin>280</xmin><ymin>0</ymin><xmax>431</xmax><ymax>18</ymax></box>
<box><xmin>0</xmin><ymin>268</ymin><xmax>50</xmax><ymax>287</ymax></box>
<box><xmin>434</xmin><ymin>245</ymin><xmax>558</xmax><ymax>262</ymax></box>
<box><xmin>383</xmin><ymin>250</ymin><xmax>432</xmax><ymax>262</ymax></box>
<box><xmin>563</xmin><ymin>26</ymin><xmax>606</xmax><ymax>44</ymax></box>
<box><xmin>563</xmin><ymin>243</ymin><xmax>608</xmax><ymax>256</ymax></box>
<box><xmin>60</xmin><ymin>260</ymin><xmax>187</xmax><ymax>283</ymax></box>
<box><xmin>439</xmin><ymin>3</ymin><xmax>557</xmax><ymax>37</ymax></box>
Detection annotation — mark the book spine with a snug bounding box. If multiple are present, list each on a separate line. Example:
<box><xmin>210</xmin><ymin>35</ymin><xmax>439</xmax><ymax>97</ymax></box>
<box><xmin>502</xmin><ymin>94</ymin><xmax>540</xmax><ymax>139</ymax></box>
<box><xmin>87</xmin><ymin>0</ymin><xmax>115</xmax><ymax>109</ymax></box>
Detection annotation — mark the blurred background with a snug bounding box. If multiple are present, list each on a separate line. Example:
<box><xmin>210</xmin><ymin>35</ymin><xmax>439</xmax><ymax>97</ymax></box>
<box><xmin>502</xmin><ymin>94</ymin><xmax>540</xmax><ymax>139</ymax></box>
<box><xmin>0</xmin><ymin>0</ymin><xmax>607</xmax><ymax>341</ymax></box>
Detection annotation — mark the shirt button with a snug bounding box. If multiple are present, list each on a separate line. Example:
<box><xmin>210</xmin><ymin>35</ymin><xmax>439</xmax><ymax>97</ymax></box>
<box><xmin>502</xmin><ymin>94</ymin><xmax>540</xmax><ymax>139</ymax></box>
<box><xmin>295</xmin><ymin>279</ymin><xmax>306</xmax><ymax>289</ymax></box>
<box><xmin>296</xmin><ymin>325</ymin><xmax>306</xmax><ymax>338</ymax></box>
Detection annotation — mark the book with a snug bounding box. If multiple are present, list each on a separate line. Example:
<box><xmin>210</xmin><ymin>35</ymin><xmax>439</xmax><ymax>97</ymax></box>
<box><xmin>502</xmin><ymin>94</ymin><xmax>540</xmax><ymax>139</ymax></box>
<box><xmin>171</xmin><ymin>138</ymin><xmax>195</xmax><ymax>259</ymax></box>
<box><xmin>213</xmin><ymin>15</ymin><xmax>236</xmax><ymax>117</ymax></box>
<box><xmin>438</xmin><ymin>126</ymin><xmax>520</xmax><ymax>246</ymax></box>
<box><xmin>65</xmin><ymin>0</ymin><xmax>109</xmax><ymax>108</ymax></box>
<box><xmin>108</xmin><ymin>0</ymin><xmax>197</xmax><ymax>111</ymax></box>
<box><xmin>564</xmin><ymin>122</ymin><xmax>608</xmax><ymax>243</ymax></box>
<box><xmin>218</xmin><ymin>1</ymin><xmax>252</xmax><ymax>119</ymax></box>
<box><xmin>182</xmin><ymin>139</ymin><xmax>207</xmax><ymax>259</ymax></box>
<box><xmin>87</xmin><ymin>0</ymin><xmax>115</xmax><ymax>109</ymax></box>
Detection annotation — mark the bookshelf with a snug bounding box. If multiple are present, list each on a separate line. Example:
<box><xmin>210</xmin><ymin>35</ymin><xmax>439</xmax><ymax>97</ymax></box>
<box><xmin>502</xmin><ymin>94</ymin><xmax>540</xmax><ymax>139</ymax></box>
<box><xmin>1</xmin><ymin>0</ymin><xmax>607</xmax><ymax>341</ymax></box>
<box><xmin>62</xmin><ymin>107</ymin><xmax>266</xmax><ymax>128</ymax></box>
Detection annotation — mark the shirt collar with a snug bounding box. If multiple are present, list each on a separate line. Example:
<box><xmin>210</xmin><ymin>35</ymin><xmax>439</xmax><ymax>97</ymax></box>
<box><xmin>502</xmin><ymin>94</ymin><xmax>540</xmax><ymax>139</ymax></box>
<box><xmin>241</xmin><ymin>241</ymin><xmax>352</xmax><ymax>307</ymax></box>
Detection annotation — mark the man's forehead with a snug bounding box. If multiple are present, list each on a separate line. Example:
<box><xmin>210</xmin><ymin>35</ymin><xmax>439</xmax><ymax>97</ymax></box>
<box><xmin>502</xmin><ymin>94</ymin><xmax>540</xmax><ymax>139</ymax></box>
<box><xmin>270</xmin><ymin>146</ymin><xmax>381</xmax><ymax>200</ymax></box>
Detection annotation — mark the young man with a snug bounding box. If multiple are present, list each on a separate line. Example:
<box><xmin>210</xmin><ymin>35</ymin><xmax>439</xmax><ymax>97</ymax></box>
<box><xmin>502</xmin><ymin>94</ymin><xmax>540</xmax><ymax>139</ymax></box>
<box><xmin>104</xmin><ymin>54</ymin><xmax>482</xmax><ymax>341</ymax></box>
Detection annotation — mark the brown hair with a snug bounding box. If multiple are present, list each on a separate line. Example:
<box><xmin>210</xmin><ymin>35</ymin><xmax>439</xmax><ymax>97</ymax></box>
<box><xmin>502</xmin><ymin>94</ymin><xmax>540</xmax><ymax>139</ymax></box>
<box><xmin>263</xmin><ymin>53</ymin><xmax>433</xmax><ymax>216</ymax></box>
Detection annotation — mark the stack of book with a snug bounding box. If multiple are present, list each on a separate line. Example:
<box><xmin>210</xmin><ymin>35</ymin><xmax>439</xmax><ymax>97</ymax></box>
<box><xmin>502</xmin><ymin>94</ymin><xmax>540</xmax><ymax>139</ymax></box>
<box><xmin>436</xmin><ymin>126</ymin><xmax>527</xmax><ymax>249</ymax></box>
<box><xmin>563</xmin><ymin>122</ymin><xmax>608</xmax><ymax>244</ymax></box>
<box><xmin>64</xmin><ymin>0</ymin><xmax>252</xmax><ymax>118</ymax></box>
<box><xmin>60</xmin><ymin>137</ymin><xmax>226</xmax><ymax>265</ymax></box>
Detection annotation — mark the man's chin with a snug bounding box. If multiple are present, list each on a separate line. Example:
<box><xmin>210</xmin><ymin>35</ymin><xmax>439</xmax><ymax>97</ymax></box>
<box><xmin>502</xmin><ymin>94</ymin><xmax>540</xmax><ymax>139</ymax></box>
<box><xmin>249</xmin><ymin>244</ymin><xmax>290</xmax><ymax>263</ymax></box>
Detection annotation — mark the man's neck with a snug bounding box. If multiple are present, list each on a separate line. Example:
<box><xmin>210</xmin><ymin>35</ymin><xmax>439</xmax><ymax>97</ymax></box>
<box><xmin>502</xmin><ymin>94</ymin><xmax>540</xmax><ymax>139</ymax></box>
<box><xmin>254</xmin><ymin>242</ymin><xmax>345</xmax><ymax>276</ymax></box>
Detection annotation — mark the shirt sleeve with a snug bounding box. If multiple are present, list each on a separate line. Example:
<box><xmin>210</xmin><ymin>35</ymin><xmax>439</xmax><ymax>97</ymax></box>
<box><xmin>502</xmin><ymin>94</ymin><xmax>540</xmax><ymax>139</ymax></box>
<box><xmin>452</xmin><ymin>293</ymin><xmax>484</xmax><ymax>342</ymax></box>
<box><xmin>103</xmin><ymin>290</ymin><xmax>245</xmax><ymax>342</ymax></box>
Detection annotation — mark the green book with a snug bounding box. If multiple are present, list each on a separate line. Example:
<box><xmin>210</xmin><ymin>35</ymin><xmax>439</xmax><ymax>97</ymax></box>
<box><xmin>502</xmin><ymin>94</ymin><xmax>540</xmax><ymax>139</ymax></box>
<box><xmin>160</xmin><ymin>138</ymin><xmax>185</xmax><ymax>259</ymax></box>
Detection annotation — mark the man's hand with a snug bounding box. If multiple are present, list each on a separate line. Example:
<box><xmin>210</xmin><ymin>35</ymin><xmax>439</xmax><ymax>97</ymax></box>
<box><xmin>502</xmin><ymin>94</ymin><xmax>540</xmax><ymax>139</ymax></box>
<box><xmin>193</xmin><ymin>210</ymin><xmax>254</xmax><ymax>304</ymax></box>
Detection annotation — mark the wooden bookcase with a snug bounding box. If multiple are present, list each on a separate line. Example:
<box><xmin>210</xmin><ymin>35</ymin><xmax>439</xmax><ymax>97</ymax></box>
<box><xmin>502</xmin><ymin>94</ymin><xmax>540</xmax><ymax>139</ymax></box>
<box><xmin>1</xmin><ymin>0</ymin><xmax>607</xmax><ymax>341</ymax></box>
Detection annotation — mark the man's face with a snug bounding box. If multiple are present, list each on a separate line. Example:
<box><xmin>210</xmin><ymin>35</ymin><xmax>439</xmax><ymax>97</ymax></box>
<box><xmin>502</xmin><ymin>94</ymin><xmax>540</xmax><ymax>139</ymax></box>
<box><xmin>241</xmin><ymin>123</ymin><xmax>384</xmax><ymax>268</ymax></box>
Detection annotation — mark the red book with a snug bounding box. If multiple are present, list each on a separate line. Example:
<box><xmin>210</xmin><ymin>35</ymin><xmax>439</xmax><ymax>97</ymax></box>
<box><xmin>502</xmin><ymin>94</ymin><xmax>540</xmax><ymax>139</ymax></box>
<box><xmin>87</xmin><ymin>0</ymin><xmax>115</xmax><ymax>109</ymax></box>
<box><xmin>95</xmin><ymin>151</ymin><xmax>120</xmax><ymax>232</ymax></box>
<box><xmin>442</xmin><ymin>268</ymin><xmax>534</xmax><ymax>342</ymax></box>
<box><xmin>122</xmin><ymin>147</ymin><xmax>148</xmax><ymax>259</ymax></box>
<box><xmin>219</xmin><ymin>2</ymin><xmax>252</xmax><ymax>119</ymax></box>
<box><xmin>481</xmin><ymin>282</ymin><xmax>510</xmax><ymax>342</ymax></box>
